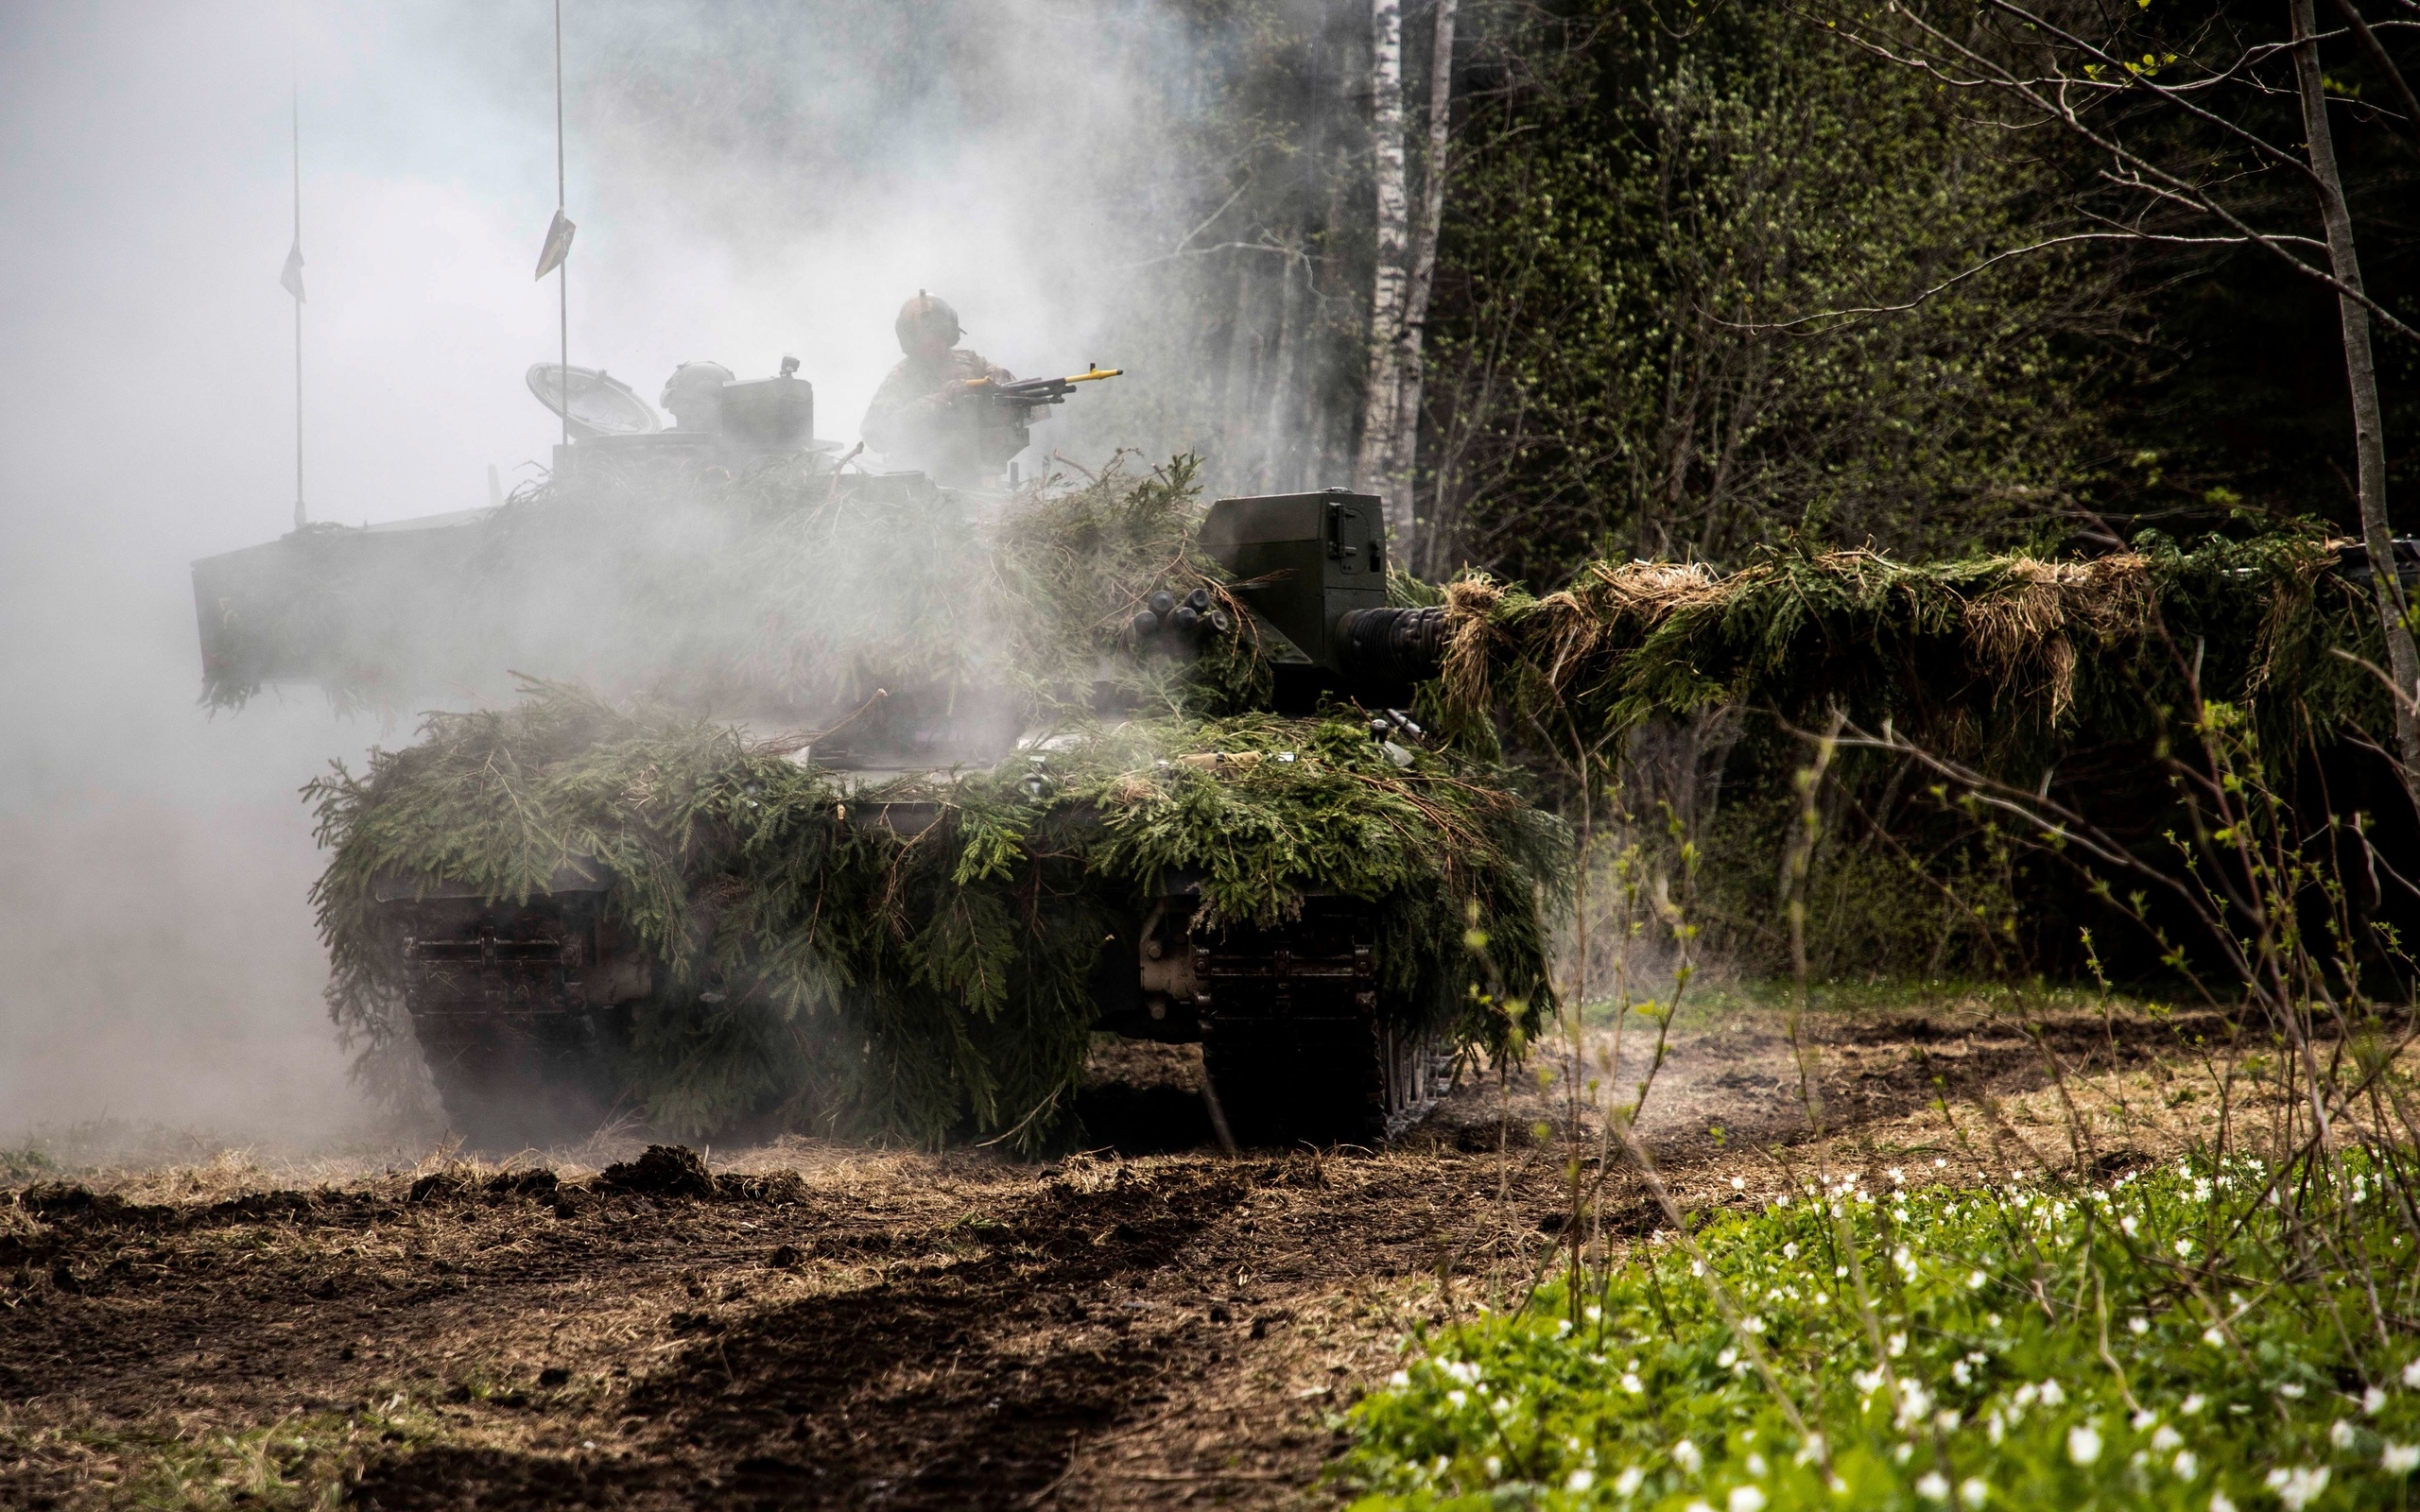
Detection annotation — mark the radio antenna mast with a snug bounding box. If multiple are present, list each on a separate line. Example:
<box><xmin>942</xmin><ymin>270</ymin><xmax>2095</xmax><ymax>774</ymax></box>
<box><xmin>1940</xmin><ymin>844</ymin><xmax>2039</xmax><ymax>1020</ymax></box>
<box><xmin>554</xmin><ymin>0</ymin><xmax>567</xmax><ymax>449</ymax></box>
<box><xmin>286</xmin><ymin>9</ymin><xmax>306</xmax><ymax>528</ymax></box>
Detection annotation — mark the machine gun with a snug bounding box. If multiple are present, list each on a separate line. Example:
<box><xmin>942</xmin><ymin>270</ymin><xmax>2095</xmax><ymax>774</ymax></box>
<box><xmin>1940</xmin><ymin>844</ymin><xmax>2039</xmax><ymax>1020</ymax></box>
<box><xmin>958</xmin><ymin>364</ymin><xmax>1124</xmax><ymax>410</ymax></box>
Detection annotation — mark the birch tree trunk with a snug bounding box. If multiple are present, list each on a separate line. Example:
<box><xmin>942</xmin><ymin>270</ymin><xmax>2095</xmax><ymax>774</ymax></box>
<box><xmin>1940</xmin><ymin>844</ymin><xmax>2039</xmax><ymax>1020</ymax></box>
<box><xmin>1395</xmin><ymin>0</ymin><xmax>1458</xmax><ymax>574</ymax></box>
<box><xmin>2290</xmin><ymin>0</ymin><xmax>2420</xmax><ymax>799</ymax></box>
<box><xmin>1262</xmin><ymin>251</ymin><xmax>1304</xmax><ymax>491</ymax></box>
<box><xmin>1357</xmin><ymin>0</ymin><xmax>1412</xmax><ymax>554</ymax></box>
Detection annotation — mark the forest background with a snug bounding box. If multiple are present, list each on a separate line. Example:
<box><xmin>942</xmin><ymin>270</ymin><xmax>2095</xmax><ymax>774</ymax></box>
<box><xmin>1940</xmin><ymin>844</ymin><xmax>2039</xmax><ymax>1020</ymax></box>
<box><xmin>1111</xmin><ymin>0</ymin><xmax>2420</xmax><ymax>984</ymax></box>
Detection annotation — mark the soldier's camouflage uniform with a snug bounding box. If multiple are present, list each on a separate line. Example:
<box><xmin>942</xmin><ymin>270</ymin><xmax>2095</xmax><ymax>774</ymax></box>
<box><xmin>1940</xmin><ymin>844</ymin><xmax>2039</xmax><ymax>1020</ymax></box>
<box><xmin>861</xmin><ymin>348</ymin><xmax>1028</xmax><ymax>489</ymax></box>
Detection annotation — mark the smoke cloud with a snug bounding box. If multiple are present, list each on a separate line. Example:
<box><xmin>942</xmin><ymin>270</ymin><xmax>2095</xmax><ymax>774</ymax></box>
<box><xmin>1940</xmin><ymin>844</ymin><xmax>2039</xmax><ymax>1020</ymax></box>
<box><xmin>0</xmin><ymin>1</ymin><xmax>1320</xmax><ymax>1146</ymax></box>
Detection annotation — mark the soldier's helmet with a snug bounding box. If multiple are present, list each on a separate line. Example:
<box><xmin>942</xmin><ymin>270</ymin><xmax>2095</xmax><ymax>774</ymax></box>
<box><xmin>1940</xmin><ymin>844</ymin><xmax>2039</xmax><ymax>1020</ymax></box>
<box><xmin>894</xmin><ymin>291</ymin><xmax>961</xmax><ymax>353</ymax></box>
<box><xmin>660</xmin><ymin>360</ymin><xmax>735</xmax><ymax>431</ymax></box>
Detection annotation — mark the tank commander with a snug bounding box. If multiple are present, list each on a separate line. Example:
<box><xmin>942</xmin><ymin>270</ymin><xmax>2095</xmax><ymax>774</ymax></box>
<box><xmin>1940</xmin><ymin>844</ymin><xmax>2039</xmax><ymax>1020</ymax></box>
<box><xmin>860</xmin><ymin>292</ymin><xmax>1031</xmax><ymax>487</ymax></box>
<box><xmin>660</xmin><ymin>360</ymin><xmax>734</xmax><ymax>433</ymax></box>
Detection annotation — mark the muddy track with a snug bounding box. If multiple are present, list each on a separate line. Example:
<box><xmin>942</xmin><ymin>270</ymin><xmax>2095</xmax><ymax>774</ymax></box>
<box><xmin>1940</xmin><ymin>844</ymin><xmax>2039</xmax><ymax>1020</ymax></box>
<box><xmin>0</xmin><ymin>1001</ymin><xmax>2214</xmax><ymax>1509</ymax></box>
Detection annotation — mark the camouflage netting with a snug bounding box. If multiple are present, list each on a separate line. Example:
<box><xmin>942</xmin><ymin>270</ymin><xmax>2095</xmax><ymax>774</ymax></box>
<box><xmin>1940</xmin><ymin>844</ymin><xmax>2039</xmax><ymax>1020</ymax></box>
<box><xmin>307</xmin><ymin>460</ymin><xmax>1564</xmax><ymax>1149</ymax></box>
<box><xmin>1437</xmin><ymin>531</ymin><xmax>2392</xmax><ymax>770</ymax></box>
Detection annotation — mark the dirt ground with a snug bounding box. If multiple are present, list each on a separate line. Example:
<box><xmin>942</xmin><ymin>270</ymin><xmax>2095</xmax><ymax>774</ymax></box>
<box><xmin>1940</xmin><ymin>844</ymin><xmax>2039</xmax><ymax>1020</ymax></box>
<box><xmin>0</xmin><ymin>992</ymin><xmax>2225</xmax><ymax>1510</ymax></box>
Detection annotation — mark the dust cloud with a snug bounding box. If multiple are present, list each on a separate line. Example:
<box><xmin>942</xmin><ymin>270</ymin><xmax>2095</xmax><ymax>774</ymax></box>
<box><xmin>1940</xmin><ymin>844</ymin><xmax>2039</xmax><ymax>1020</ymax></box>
<box><xmin>0</xmin><ymin>1</ymin><xmax>1302</xmax><ymax>1149</ymax></box>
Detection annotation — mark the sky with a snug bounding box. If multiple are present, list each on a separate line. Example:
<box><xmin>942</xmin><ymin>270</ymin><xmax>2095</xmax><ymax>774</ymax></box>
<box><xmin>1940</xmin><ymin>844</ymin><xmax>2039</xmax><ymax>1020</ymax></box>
<box><xmin>0</xmin><ymin>0</ymin><xmax>1201</xmax><ymax>1144</ymax></box>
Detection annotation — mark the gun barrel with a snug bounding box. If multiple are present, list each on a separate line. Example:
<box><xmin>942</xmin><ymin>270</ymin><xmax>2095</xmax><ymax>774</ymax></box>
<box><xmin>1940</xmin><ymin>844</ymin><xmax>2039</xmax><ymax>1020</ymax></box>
<box><xmin>1335</xmin><ymin>605</ymin><xmax>1447</xmax><ymax>687</ymax></box>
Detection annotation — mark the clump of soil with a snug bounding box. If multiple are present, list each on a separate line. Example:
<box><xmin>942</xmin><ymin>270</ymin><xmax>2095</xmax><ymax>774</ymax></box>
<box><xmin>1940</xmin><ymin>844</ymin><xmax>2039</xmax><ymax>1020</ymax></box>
<box><xmin>596</xmin><ymin>1143</ymin><xmax>717</xmax><ymax>1198</ymax></box>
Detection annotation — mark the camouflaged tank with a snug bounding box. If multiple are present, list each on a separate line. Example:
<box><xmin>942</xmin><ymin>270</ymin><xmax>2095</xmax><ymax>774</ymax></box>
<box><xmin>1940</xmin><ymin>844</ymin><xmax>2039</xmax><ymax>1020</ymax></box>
<box><xmin>198</xmin><ymin>362</ymin><xmax>1556</xmax><ymax>1151</ymax></box>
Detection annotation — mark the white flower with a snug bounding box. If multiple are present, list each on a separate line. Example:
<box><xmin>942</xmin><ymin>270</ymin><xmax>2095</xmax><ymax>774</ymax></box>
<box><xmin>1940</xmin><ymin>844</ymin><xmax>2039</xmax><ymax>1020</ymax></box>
<box><xmin>1894</xmin><ymin>1246</ymin><xmax>1917</xmax><ymax>1280</ymax></box>
<box><xmin>1960</xmin><ymin>1477</ymin><xmax>1987</xmax><ymax>1506</ymax></box>
<box><xmin>2405</xmin><ymin>1359</ymin><xmax>2420</xmax><ymax>1389</ymax></box>
<box><xmin>1446</xmin><ymin>1390</ymin><xmax>1467</xmax><ymax>1408</ymax></box>
<box><xmin>1784</xmin><ymin>1243</ymin><xmax>1800</xmax><ymax>1261</ymax></box>
<box><xmin>1691</xmin><ymin>1260</ymin><xmax>1706</xmax><ymax>1278</ymax></box>
<box><xmin>1673</xmin><ymin>1439</ymin><xmax>1703</xmax><ymax>1474</ymax></box>
<box><xmin>2203</xmin><ymin>1327</ymin><xmax>2226</xmax><ymax>1348</ymax></box>
<box><xmin>1894</xmin><ymin>1443</ymin><xmax>1914</xmax><ymax>1464</ymax></box>
<box><xmin>2210</xmin><ymin>1494</ymin><xmax>2237</xmax><ymax>1512</ymax></box>
<box><xmin>2038</xmin><ymin>1379</ymin><xmax>2066</xmax><ymax>1407</ymax></box>
<box><xmin>2367</xmin><ymin>1385</ymin><xmax>2388</xmax><ymax>1415</ymax></box>
<box><xmin>1889</xmin><ymin>1332</ymin><xmax>1909</xmax><ymax>1358</ymax></box>
<box><xmin>2132</xmin><ymin>1410</ymin><xmax>2158</xmax><ymax>1431</ymax></box>
<box><xmin>2181</xmin><ymin>1393</ymin><xmax>2206</xmax><ymax>1415</ymax></box>
<box><xmin>1567</xmin><ymin>1469</ymin><xmax>1596</xmax><ymax>1492</ymax></box>
<box><xmin>1686</xmin><ymin>1503</ymin><xmax>1712</xmax><ymax>1512</ymax></box>
<box><xmin>1622</xmin><ymin>1371</ymin><xmax>1644</xmax><ymax>1394</ymax></box>
<box><xmin>2128</xmin><ymin>1316</ymin><xmax>2149</xmax><ymax>1334</ymax></box>
<box><xmin>1916</xmin><ymin>1471</ymin><xmax>1949</xmax><ymax>1502</ymax></box>
<box><xmin>1836</xmin><ymin>1265</ymin><xmax>1849</xmax><ymax>1280</ymax></box>
<box><xmin>2330</xmin><ymin>1419</ymin><xmax>2358</xmax><ymax>1450</ymax></box>
<box><xmin>1615</xmin><ymin>1466</ymin><xmax>1646</xmax><ymax>1498</ymax></box>
<box><xmin>1815</xmin><ymin>1292</ymin><xmax>1830</xmax><ymax>1306</ymax></box>
<box><xmin>1889</xmin><ymin>1167</ymin><xmax>1905</xmax><ymax>1185</ymax></box>
<box><xmin>1389</xmin><ymin>1369</ymin><xmax>1409</xmax><ymax>1387</ymax></box>
<box><xmin>1969</xmin><ymin>1270</ymin><xmax>1987</xmax><ymax>1290</ymax></box>
<box><xmin>1484</xmin><ymin>1455</ymin><xmax>1501</xmax><ymax>1478</ymax></box>
<box><xmin>2174</xmin><ymin>1238</ymin><xmax>2193</xmax><ymax>1259</ymax></box>
<box><xmin>2152</xmin><ymin>1426</ymin><xmax>2183</xmax><ymax>1452</ymax></box>
<box><xmin>2279</xmin><ymin>1383</ymin><xmax>2307</xmax><ymax>1400</ymax></box>
<box><xmin>1743</xmin><ymin>1315</ymin><xmax>1766</xmax><ymax>1334</ymax></box>
<box><xmin>1729</xmin><ymin>1487</ymin><xmax>1767</xmax><ymax>1512</ymax></box>
<box><xmin>2120</xmin><ymin>1214</ymin><xmax>2139</xmax><ymax>1237</ymax></box>
<box><xmin>1720</xmin><ymin>1349</ymin><xmax>1738</xmax><ymax>1368</ymax></box>
<box><xmin>1732</xmin><ymin>1177</ymin><xmax>1746</xmax><ymax>1191</ymax></box>
<box><xmin>2068</xmin><ymin>1423</ymin><xmax>2103</xmax><ymax>1466</ymax></box>
<box><xmin>2266</xmin><ymin>1467</ymin><xmax>2329</xmax><ymax>1511</ymax></box>
<box><xmin>2172</xmin><ymin>1451</ymin><xmax>2197</xmax><ymax>1481</ymax></box>
<box><xmin>2384</xmin><ymin>1443</ymin><xmax>2420</xmax><ymax>1474</ymax></box>
<box><xmin>1746</xmin><ymin>1454</ymin><xmax>1768</xmax><ymax>1478</ymax></box>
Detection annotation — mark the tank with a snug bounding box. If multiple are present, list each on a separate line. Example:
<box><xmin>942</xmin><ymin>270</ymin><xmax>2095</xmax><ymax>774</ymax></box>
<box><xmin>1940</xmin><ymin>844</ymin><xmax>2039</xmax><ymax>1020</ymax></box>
<box><xmin>198</xmin><ymin>363</ymin><xmax>1554</xmax><ymax>1152</ymax></box>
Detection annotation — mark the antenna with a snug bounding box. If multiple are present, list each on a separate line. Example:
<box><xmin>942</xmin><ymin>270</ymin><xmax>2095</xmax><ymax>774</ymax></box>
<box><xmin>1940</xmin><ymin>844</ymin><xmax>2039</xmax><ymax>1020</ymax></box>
<box><xmin>555</xmin><ymin>0</ymin><xmax>567</xmax><ymax>451</ymax></box>
<box><xmin>290</xmin><ymin>8</ymin><xmax>305</xmax><ymax>529</ymax></box>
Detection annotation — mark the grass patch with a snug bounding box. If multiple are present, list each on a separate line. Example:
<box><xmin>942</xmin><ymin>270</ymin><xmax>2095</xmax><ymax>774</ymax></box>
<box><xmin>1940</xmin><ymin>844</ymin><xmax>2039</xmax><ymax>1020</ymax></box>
<box><xmin>0</xmin><ymin>1388</ymin><xmax>449</xmax><ymax>1510</ymax></box>
<box><xmin>1341</xmin><ymin>1156</ymin><xmax>2420</xmax><ymax>1508</ymax></box>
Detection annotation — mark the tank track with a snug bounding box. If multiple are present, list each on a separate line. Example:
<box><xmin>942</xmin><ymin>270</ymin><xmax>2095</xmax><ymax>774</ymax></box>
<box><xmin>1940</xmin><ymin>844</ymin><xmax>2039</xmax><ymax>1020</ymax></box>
<box><xmin>388</xmin><ymin>891</ymin><xmax>633</xmax><ymax>1149</ymax></box>
<box><xmin>1192</xmin><ymin>901</ymin><xmax>1454</xmax><ymax>1147</ymax></box>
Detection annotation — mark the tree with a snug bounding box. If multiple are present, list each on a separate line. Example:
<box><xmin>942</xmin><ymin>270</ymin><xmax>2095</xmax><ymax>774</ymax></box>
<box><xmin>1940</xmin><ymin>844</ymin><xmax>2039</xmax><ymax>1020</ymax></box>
<box><xmin>1417</xmin><ymin>2</ymin><xmax>2124</xmax><ymax>581</ymax></box>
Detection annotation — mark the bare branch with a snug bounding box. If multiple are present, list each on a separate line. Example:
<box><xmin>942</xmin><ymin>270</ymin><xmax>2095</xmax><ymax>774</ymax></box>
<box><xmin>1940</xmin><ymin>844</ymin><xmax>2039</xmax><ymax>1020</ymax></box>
<box><xmin>2328</xmin><ymin>0</ymin><xmax>2420</xmax><ymax>143</ymax></box>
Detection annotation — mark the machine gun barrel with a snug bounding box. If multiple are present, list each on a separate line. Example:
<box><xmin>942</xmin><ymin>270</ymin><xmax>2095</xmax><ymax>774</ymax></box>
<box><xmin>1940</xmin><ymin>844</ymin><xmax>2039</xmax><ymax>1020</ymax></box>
<box><xmin>962</xmin><ymin>364</ymin><xmax>1124</xmax><ymax>406</ymax></box>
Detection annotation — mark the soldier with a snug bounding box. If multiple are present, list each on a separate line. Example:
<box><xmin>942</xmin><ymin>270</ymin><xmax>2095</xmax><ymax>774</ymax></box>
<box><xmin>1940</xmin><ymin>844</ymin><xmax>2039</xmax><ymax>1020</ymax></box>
<box><xmin>860</xmin><ymin>292</ymin><xmax>1032</xmax><ymax>487</ymax></box>
<box><xmin>660</xmin><ymin>360</ymin><xmax>734</xmax><ymax>433</ymax></box>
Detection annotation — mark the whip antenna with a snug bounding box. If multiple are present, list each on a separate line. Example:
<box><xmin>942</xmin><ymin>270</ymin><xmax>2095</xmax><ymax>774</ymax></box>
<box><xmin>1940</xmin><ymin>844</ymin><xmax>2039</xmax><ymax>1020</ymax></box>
<box><xmin>281</xmin><ymin>3</ymin><xmax>306</xmax><ymax>528</ymax></box>
<box><xmin>528</xmin><ymin>0</ymin><xmax>578</xmax><ymax>449</ymax></box>
<box><xmin>554</xmin><ymin>0</ymin><xmax>565</xmax><ymax>450</ymax></box>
